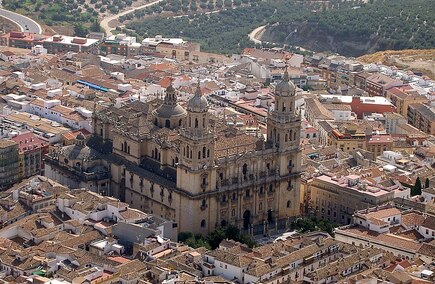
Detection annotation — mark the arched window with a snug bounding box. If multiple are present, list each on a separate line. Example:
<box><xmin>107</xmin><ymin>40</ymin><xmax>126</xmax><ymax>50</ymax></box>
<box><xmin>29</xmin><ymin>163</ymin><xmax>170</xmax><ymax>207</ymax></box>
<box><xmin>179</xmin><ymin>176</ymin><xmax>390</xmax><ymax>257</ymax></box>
<box><xmin>179</xmin><ymin>119</ymin><xmax>182</xmax><ymax>126</ymax></box>
<box><xmin>242</xmin><ymin>163</ymin><xmax>248</xmax><ymax>176</ymax></box>
<box><xmin>259</xmin><ymin>202</ymin><xmax>263</xmax><ymax>211</ymax></box>
<box><xmin>285</xmin><ymin>134</ymin><xmax>288</xmax><ymax>142</ymax></box>
<box><xmin>198</xmin><ymin>151</ymin><xmax>201</xmax><ymax>159</ymax></box>
<box><xmin>165</xmin><ymin>119</ymin><xmax>170</xmax><ymax>128</ymax></box>
<box><xmin>203</xmin><ymin>117</ymin><xmax>206</xmax><ymax>127</ymax></box>
<box><xmin>195</xmin><ymin>118</ymin><xmax>199</xmax><ymax>128</ymax></box>
<box><xmin>287</xmin><ymin>200</ymin><xmax>291</xmax><ymax>208</ymax></box>
<box><xmin>186</xmin><ymin>146</ymin><xmax>190</xmax><ymax>157</ymax></box>
<box><xmin>293</xmin><ymin>131</ymin><xmax>297</xmax><ymax>141</ymax></box>
<box><xmin>269</xmin><ymin>184</ymin><xmax>273</xmax><ymax>192</ymax></box>
<box><xmin>207</xmin><ymin>149</ymin><xmax>210</xmax><ymax>158</ymax></box>
<box><xmin>189</xmin><ymin>117</ymin><xmax>191</xmax><ymax>127</ymax></box>
<box><xmin>201</xmin><ymin>219</ymin><xmax>206</xmax><ymax>227</ymax></box>
<box><xmin>175</xmin><ymin>157</ymin><xmax>179</xmax><ymax>164</ymax></box>
<box><xmin>124</xmin><ymin>141</ymin><xmax>127</xmax><ymax>153</ymax></box>
<box><xmin>231</xmin><ymin>208</ymin><xmax>235</xmax><ymax>217</ymax></box>
<box><xmin>203</xmin><ymin>147</ymin><xmax>206</xmax><ymax>158</ymax></box>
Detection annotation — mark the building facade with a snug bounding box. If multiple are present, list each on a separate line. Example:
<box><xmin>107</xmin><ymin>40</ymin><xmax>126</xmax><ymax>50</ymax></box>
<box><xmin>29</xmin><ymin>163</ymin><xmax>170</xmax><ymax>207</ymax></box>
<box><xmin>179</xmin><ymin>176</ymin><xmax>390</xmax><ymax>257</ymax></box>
<box><xmin>11</xmin><ymin>132</ymin><xmax>49</xmax><ymax>179</ymax></box>
<box><xmin>0</xmin><ymin>140</ymin><xmax>19</xmax><ymax>189</ymax></box>
<box><xmin>310</xmin><ymin>174</ymin><xmax>398</xmax><ymax>225</ymax></box>
<box><xmin>407</xmin><ymin>103</ymin><xmax>435</xmax><ymax>135</ymax></box>
<box><xmin>87</xmin><ymin>71</ymin><xmax>302</xmax><ymax>235</ymax></box>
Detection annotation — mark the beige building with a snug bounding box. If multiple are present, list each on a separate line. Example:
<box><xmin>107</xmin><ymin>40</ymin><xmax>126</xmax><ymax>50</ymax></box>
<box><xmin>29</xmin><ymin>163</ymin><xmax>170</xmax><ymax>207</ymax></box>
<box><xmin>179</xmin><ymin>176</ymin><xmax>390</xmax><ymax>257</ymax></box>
<box><xmin>310</xmin><ymin>174</ymin><xmax>401</xmax><ymax>225</ymax></box>
<box><xmin>0</xmin><ymin>140</ymin><xmax>19</xmax><ymax>189</ymax></box>
<box><xmin>90</xmin><ymin>71</ymin><xmax>302</xmax><ymax>235</ymax></box>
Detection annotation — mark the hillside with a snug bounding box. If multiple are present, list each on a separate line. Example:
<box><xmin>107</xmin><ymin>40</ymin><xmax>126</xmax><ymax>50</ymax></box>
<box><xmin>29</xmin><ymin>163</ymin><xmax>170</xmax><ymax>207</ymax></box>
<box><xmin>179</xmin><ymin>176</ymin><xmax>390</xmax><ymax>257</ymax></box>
<box><xmin>125</xmin><ymin>0</ymin><xmax>435</xmax><ymax>55</ymax></box>
<box><xmin>260</xmin><ymin>0</ymin><xmax>435</xmax><ymax>57</ymax></box>
<box><xmin>2</xmin><ymin>0</ymin><xmax>151</xmax><ymax>35</ymax></box>
<box><xmin>358</xmin><ymin>49</ymin><xmax>435</xmax><ymax>80</ymax></box>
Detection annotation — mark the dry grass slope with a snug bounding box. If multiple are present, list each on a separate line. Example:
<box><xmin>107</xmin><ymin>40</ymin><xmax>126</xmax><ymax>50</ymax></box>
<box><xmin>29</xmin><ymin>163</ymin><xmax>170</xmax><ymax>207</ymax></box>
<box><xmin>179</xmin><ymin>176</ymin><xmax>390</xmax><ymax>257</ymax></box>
<box><xmin>358</xmin><ymin>49</ymin><xmax>435</xmax><ymax>80</ymax></box>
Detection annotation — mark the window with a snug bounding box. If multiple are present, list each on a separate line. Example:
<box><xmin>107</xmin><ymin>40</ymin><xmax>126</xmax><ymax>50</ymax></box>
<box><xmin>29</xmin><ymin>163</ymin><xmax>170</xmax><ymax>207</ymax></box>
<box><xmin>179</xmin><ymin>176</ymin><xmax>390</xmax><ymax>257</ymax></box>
<box><xmin>201</xmin><ymin>220</ymin><xmax>206</xmax><ymax>227</ymax></box>
<box><xmin>287</xmin><ymin>200</ymin><xmax>291</xmax><ymax>208</ymax></box>
<box><xmin>231</xmin><ymin>209</ymin><xmax>235</xmax><ymax>217</ymax></box>
<box><xmin>259</xmin><ymin>202</ymin><xmax>262</xmax><ymax>211</ymax></box>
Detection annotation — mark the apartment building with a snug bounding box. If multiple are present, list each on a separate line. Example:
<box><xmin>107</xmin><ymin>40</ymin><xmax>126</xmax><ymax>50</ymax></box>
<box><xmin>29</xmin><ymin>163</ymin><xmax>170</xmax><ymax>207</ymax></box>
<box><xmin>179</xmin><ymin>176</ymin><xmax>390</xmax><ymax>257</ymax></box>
<box><xmin>28</xmin><ymin>98</ymin><xmax>92</xmax><ymax>132</ymax></box>
<box><xmin>0</xmin><ymin>140</ymin><xmax>19</xmax><ymax>189</ymax></box>
<box><xmin>0</xmin><ymin>31</ymin><xmax>48</xmax><ymax>49</ymax></box>
<box><xmin>309</xmin><ymin>174</ymin><xmax>407</xmax><ymax>225</ymax></box>
<box><xmin>386</xmin><ymin>85</ymin><xmax>429</xmax><ymax>117</ymax></box>
<box><xmin>335</xmin><ymin>205</ymin><xmax>435</xmax><ymax>260</ymax></box>
<box><xmin>407</xmin><ymin>103</ymin><xmax>435</xmax><ymax>135</ymax></box>
<box><xmin>99</xmin><ymin>34</ymin><xmax>141</xmax><ymax>57</ymax></box>
<box><xmin>365</xmin><ymin>73</ymin><xmax>403</xmax><ymax>97</ymax></box>
<box><xmin>11</xmin><ymin>132</ymin><xmax>49</xmax><ymax>179</ymax></box>
<box><xmin>366</xmin><ymin>134</ymin><xmax>394</xmax><ymax>158</ymax></box>
<box><xmin>42</xmin><ymin>35</ymin><xmax>100</xmax><ymax>54</ymax></box>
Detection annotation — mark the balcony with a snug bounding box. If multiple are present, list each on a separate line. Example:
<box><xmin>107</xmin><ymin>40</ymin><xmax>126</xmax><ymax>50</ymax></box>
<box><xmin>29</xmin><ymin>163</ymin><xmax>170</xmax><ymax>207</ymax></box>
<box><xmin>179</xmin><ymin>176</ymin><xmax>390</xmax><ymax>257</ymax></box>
<box><xmin>244</xmin><ymin>195</ymin><xmax>252</xmax><ymax>201</ymax></box>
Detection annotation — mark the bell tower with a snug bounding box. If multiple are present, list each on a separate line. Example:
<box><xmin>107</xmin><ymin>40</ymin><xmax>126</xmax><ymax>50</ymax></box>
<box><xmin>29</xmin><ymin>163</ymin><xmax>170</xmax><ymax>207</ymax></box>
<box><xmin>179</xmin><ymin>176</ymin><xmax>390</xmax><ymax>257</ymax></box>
<box><xmin>267</xmin><ymin>67</ymin><xmax>301</xmax><ymax>151</ymax></box>
<box><xmin>177</xmin><ymin>81</ymin><xmax>215</xmax><ymax>194</ymax></box>
<box><xmin>267</xmin><ymin>67</ymin><xmax>302</xmax><ymax>217</ymax></box>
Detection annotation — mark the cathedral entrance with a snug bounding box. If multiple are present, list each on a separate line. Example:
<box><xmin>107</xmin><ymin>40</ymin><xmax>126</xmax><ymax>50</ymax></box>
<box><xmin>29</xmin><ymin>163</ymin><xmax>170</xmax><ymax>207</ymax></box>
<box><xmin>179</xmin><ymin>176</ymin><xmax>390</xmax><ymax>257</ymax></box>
<box><xmin>267</xmin><ymin>209</ymin><xmax>273</xmax><ymax>224</ymax></box>
<box><xmin>243</xmin><ymin>210</ymin><xmax>251</xmax><ymax>229</ymax></box>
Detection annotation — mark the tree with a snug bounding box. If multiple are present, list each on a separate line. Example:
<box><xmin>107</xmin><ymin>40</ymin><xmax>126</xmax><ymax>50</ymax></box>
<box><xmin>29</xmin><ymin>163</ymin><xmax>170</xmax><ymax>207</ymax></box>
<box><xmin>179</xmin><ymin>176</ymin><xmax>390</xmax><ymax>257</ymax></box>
<box><xmin>425</xmin><ymin>178</ymin><xmax>430</xmax><ymax>189</ymax></box>
<box><xmin>90</xmin><ymin>19</ymin><xmax>101</xmax><ymax>32</ymax></box>
<box><xmin>74</xmin><ymin>24</ymin><xmax>89</xmax><ymax>37</ymax></box>
<box><xmin>413</xmin><ymin>177</ymin><xmax>422</xmax><ymax>196</ymax></box>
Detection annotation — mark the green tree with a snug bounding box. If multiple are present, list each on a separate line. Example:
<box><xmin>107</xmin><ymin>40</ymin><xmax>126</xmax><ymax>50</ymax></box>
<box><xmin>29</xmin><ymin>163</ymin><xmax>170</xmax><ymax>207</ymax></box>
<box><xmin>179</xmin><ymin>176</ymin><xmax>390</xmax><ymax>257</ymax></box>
<box><xmin>73</xmin><ymin>23</ymin><xmax>89</xmax><ymax>37</ymax></box>
<box><xmin>90</xmin><ymin>19</ymin><xmax>101</xmax><ymax>32</ymax></box>
<box><xmin>413</xmin><ymin>177</ymin><xmax>422</xmax><ymax>196</ymax></box>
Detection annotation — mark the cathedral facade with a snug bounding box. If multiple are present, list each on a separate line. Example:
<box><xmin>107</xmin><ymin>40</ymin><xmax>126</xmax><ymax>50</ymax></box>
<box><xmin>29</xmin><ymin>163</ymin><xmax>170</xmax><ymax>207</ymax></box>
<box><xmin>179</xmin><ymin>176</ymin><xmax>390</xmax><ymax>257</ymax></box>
<box><xmin>89</xmin><ymin>71</ymin><xmax>301</xmax><ymax>235</ymax></box>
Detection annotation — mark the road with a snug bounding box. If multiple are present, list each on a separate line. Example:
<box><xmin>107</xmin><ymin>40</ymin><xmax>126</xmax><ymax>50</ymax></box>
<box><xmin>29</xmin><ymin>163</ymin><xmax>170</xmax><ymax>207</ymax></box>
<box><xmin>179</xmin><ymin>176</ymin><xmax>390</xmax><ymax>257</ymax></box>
<box><xmin>248</xmin><ymin>24</ymin><xmax>311</xmax><ymax>52</ymax></box>
<box><xmin>100</xmin><ymin>0</ymin><xmax>164</xmax><ymax>36</ymax></box>
<box><xmin>0</xmin><ymin>8</ymin><xmax>42</xmax><ymax>34</ymax></box>
<box><xmin>248</xmin><ymin>25</ymin><xmax>266</xmax><ymax>44</ymax></box>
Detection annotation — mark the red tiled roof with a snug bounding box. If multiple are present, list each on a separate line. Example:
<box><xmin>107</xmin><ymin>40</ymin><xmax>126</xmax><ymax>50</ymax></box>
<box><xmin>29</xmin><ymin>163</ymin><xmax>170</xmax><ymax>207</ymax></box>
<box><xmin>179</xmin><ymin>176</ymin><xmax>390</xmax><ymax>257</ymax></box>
<box><xmin>11</xmin><ymin>132</ymin><xmax>48</xmax><ymax>152</ymax></box>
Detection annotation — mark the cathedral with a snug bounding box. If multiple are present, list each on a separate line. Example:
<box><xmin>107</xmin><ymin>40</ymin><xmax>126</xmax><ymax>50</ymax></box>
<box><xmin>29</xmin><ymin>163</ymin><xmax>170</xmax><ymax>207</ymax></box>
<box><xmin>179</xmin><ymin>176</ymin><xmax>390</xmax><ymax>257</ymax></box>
<box><xmin>47</xmin><ymin>70</ymin><xmax>302</xmax><ymax>235</ymax></box>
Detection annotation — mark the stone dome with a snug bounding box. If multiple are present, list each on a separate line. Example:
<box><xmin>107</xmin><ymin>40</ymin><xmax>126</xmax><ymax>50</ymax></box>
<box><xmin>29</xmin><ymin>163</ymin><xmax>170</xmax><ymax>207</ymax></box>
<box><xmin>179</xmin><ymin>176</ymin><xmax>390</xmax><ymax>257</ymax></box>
<box><xmin>275</xmin><ymin>68</ymin><xmax>295</xmax><ymax>96</ymax></box>
<box><xmin>60</xmin><ymin>144</ymin><xmax>99</xmax><ymax>161</ymax></box>
<box><xmin>153</xmin><ymin>104</ymin><xmax>187</xmax><ymax>119</ymax></box>
<box><xmin>76</xmin><ymin>132</ymin><xmax>85</xmax><ymax>141</ymax></box>
<box><xmin>187</xmin><ymin>82</ymin><xmax>208</xmax><ymax>113</ymax></box>
<box><xmin>152</xmin><ymin>81</ymin><xmax>187</xmax><ymax>128</ymax></box>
